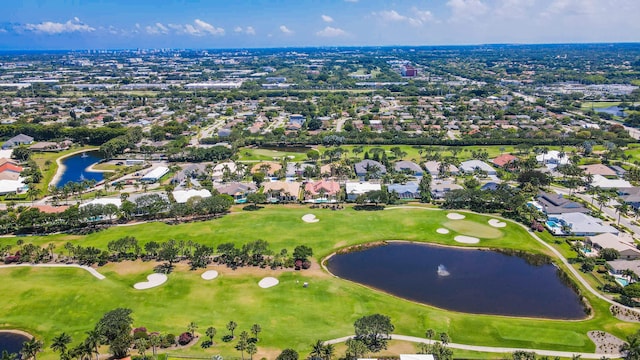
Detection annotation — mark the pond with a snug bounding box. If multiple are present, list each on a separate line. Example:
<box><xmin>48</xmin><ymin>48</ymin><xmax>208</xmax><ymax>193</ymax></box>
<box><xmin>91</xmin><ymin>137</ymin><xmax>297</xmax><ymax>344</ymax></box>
<box><xmin>595</xmin><ymin>106</ymin><xmax>627</xmax><ymax>117</ymax></box>
<box><xmin>326</xmin><ymin>242</ymin><xmax>586</xmax><ymax>319</ymax></box>
<box><xmin>56</xmin><ymin>151</ymin><xmax>104</xmax><ymax>188</ymax></box>
<box><xmin>0</xmin><ymin>331</ymin><xmax>29</xmax><ymax>355</ymax></box>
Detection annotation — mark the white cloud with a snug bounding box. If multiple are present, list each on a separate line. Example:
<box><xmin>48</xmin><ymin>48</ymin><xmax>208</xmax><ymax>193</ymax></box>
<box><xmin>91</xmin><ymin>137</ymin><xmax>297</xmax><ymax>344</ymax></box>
<box><xmin>372</xmin><ymin>9</ymin><xmax>434</xmax><ymax>27</ymax></box>
<box><xmin>167</xmin><ymin>19</ymin><xmax>224</xmax><ymax>36</ymax></box>
<box><xmin>494</xmin><ymin>0</ymin><xmax>534</xmax><ymax>19</ymax></box>
<box><xmin>321</xmin><ymin>15</ymin><xmax>334</xmax><ymax>23</ymax></box>
<box><xmin>146</xmin><ymin>22</ymin><xmax>169</xmax><ymax>35</ymax></box>
<box><xmin>234</xmin><ymin>26</ymin><xmax>256</xmax><ymax>35</ymax></box>
<box><xmin>24</xmin><ymin>17</ymin><xmax>95</xmax><ymax>34</ymax></box>
<box><xmin>447</xmin><ymin>0</ymin><xmax>489</xmax><ymax>21</ymax></box>
<box><xmin>279</xmin><ymin>25</ymin><xmax>293</xmax><ymax>34</ymax></box>
<box><xmin>316</xmin><ymin>26</ymin><xmax>347</xmax><ymax>37</ymax></box>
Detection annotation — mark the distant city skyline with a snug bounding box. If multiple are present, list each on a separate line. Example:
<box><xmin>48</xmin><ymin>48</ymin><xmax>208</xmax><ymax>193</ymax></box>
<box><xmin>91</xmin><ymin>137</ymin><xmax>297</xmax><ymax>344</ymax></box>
<box><xmin>1</xmin><ymin>0</ymin><xmax>639</xmax><ymax>50</ymax></box>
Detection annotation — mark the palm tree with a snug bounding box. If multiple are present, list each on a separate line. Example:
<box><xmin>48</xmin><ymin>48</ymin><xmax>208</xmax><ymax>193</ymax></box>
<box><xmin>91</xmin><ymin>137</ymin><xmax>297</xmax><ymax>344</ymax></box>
<box><xmin>21</xmin><ymin>338</ymin><xmax>43</xmax><ymax>360</ymax></box>
<box><xmin>321</xmin><ymin>343</ymin><xmax>335</xmax><ymax>360</ymax></box>
<box><xmin>439</xmin><ymin>332</ymin><xmax>450</xmax><ymax>346</ymax></box>
<box><xmin>310</xmin><ymin>340</ymin><xmax>324</xmax><ymax>360</ymax></box>
<box><xmin>27</xmin><ymin>187</ymin><xmax>41</xmax><ymax>203</ymax></box>
<box><xmin>250</xmin><ymin>324</ymin><xmax>261</xmax><ymax>341</ymax></box>
<box><xmin>425</xmin><ymin>329</ymin><xmax>434</xmax><ymax>344</ymax></box>
<box><xmin>616</xmin><ymin>202</ymin><xmax>630</xmax><ymax>225</ymax></box>
<box><xmin>227</xmin><ymin>320</ymin><xmax>237</xmax><ymax>338</ymax></box>
<box><xmin>83</xmin><ymin>330</ymin><xmax>101</xmax><ymax>360</ymax></box>
<box><xmin>187</xmin><ymin>321</ymin><xmax>198</xmax><ymax>337</ymax></box>
<box><xmin>621</xmin><ymin>333</ymin><xmax>640</xmax><ymax>360</ymax></box>
<box><xmin>246</xmin><ymin>342</ymin><xmax>257</xmax><ymax>360</ymax></box>
<box><xmin>149</xmin><ymin>334</ymin><xmax>161</xmax><ymax>359</ymax></box>
<box><xmin>205</xmin><ymin>327</ymin><xmax>216</xmax><ymax>343</ymax></box>
<box><xmin>50</xmin><ymin>332</ymin><xmax>72</xmax><ymax>357</ymax></box>
<box><xmin>1</xmin><ymin>350</ymin><xmax>17</xmax><ymax>360</ymax></box>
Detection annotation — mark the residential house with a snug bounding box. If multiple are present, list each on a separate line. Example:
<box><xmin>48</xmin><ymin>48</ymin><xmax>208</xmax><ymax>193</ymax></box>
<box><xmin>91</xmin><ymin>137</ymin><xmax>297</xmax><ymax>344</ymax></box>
<box><xmin>608</xmin><ymin>260</ymin><xmax>640</xmax><ymax>277</ymax></box>
<box><xmin>619</xmin><ymin>187</ymin><xmax>640</xmax><ymax>209</ymax></box>
<box><xmin>215</xmin><ymin>182</ymin><xmax>256</xmax><ymax>203</ymax></box>
<box><xmin>354</xmin><ymin>159</ymin><xmax>386</xmax><ymax>179</ymax></box>
<box><xmin>251</xmin><ymin>162</ymin><xmax>282</xmax><ymax>177</ymax></box>
<box><xmin>303</xmin><ymin>179</ymin><xmax>341</xmax><ymax>203</ymax></box>
<box><xmin>424</xmin><ymin>161</ymin><xmax>459</xmax><ymax>178</ymax></box>
<box><xmin>491</xmin><ymin>154</ymin><xmax>517</xmax><ymax>169</ymax></box>
<box><xmin>263</xmin><ymin>181</ymin><xmax>301</xmax><ymax>202</ymax></box>
<box><xmin>286</xmin><ymin>163</ymin><xmax>317</xmax><ymax>178</ymax></box>
<box><xmin>430</xmin><ymin>180</ymin><xmax>463</xmax><ymax>199</ymax></box>
<box><xmin>587</xmin><ymin>233</ymin><xmax>640</xmax><ymax>260</ymax></box>
<box><xmin>394</xmin><ymin>160</ymin><xmax>423</xmax><ymax>176</ymax></box>
<box><xmin>2</xmin><ymin>134</ymin><xmax>34</xmax><ymax>149</ymax></box>
<box><xmin>388</xmin><ymin>182</ymin><xmax>420</xmax><ymax>199</ymax></box>
<box><xmin>172</xmin><ymin>189</ymin><xmax>212</xmax><ymax>204</ymax></box>
<box><xmin>535</xmin><ymin>191</ymin><xmax>589</xmax><ymax>215</ymax></box>
<box><xmin>345</xmin><ymin>181</ymin><xmax>381</xmax><ymax>201</ymax></box>
<box><xmin>0</xmin><ymin>160</ymin><xmax>23</xmax><ymax>181</ymax></box>
<box><xmin>536</xmin><ymin>150</ymin><xmax>569</xmax><ymax>169</ymax></box>
<box><xmin>459</xmin><ymin>160</ymin><xmax>497</xmax><ymax>175</ymax></box>
<box><xmin>29</xmin><ymin>141</ymin><xmax>72</xmax><ymax>152</ymax></box>
<box><xmin>548</xmin><ymin>212</ymin><xmax>618</xmax><ymax>236</ymax></box>
<box><xmin>590</xmin><ymin>174</ymin><xmax>632</xmax><ymax>189</ymax></box>
<box><xmin>289</xmin><ymin>114</ymin><xmax>306</xmax><ymax>126</ymax></box>
<box><xmin>212</xmin><ymin>162</ymin><xmax>239</xmax><ymax>181</ymax></box>
<box><xmin>580</xmin><ymin>164</ymin><xmax>618</xmax><ymax>177</ymax></box>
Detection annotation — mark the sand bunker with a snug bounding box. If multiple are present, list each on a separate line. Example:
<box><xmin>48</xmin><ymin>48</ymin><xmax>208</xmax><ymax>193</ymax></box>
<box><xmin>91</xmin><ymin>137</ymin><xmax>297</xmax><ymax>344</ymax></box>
<box><xmin>259</xmin><ymin>277</ymin><xmax>279</xmax><ymax>288</ymax></box>
<box><xmin>302</xmin><ymin>214</ymin><xmax>319</xmax><ymax>223</ymax></box>
<box><xmin>436</xmin><ymin>228</ymin><xmax>450</xmax><ymax>234</ymax></box>
<box><xmin>134</xmin><ymin>273</ymin><xmax>168</xmax><ymax>290</ymax></box>
<box><xmin>201</xmin><ymin>270</ymin><xmax>219</xmax><ymax>280</ymax></box>
<box><xmin>454</xmin><ymin>235</ymin><xmax>480</xmax><ymax>244</ymax></box>
<box><xmin>488</xmin><ymin>219</ymin><xmax>507</xmax><ymax>228</ymax></box>
<box><xmin>446</xmin><ymin>213</ymin><xmax>465</xmax><ymax>220</ymax></box>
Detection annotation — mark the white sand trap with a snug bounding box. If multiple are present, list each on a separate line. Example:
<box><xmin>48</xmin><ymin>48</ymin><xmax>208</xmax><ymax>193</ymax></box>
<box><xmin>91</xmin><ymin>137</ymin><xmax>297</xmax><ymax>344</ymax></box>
<box><xmin>201</xmin><ymin>270</ymin><xmax>219</xmax><ymax>280</ymax></box>
<box><xmin>134</xmin><ymin>273</ymin><xmax>168</xmax><ymax>290</ymax></box>
<box><xmin>436</xmin><ymin>228</ymin><xmax>450</xmax><ymax>234</ymax></box>
<box><xmin>446</xmin><ymin>213</ymin><xmax>465</xmax><ymax>220</ymax></box>
<box><xmin>455</xmin><ymin>235</ymin><xmax>480</xmax><ymax>244</ymax></box>
<box><xmin>302</xmin><ymin>214</ymin><xmax>319</xmax><ymax>223</ymax></box>
<box><xmin>259</xmin><ymin>277</ymin><xmax>279</xmax><ymax>288</ymax></box>
<box><xmin>488</xmin><ymin>219</ymin><xmax>507</xmax><ymax>228</ymax></box>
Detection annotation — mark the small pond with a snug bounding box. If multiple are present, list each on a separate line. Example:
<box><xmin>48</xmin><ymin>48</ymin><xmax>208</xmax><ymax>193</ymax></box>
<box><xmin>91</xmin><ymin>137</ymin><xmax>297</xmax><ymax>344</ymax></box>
<box><xmin>56</xmin><ymin>151</ymin><xmax>104</xmax><ymax>188</ymax></box>
<box><xmin>0</xmin><ymin>331</ymin><xmax>29</xmax><ymax>355</ymax></box>
<box><xmin>595</xmin><ymin>106</ymin><xmax>627</xmax><ymax>118</ymax></box>
<box><xmin>326</xmin><ymin>242</ymin><xmax>585</xmax><ymax>319</ymax></box>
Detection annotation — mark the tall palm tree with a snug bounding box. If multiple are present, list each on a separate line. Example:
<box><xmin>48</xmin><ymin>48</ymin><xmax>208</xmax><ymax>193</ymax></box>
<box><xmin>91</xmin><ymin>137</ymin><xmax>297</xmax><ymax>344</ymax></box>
<box><xmin>616</xmin><ymin>202</ymin><xmax>630</xmax><ymax>225</ymax></box>
<box><xmin>83</xmin><ymin>330</ymin><xmax>101</xmax><ymax>360</ymax></box>
<box><xmin>50</xmin><ymin>332</ymin><xmax>72</xmax><ymax>357</ymax></box>
<box><xmin>21</xmin><ymin>338</ymin><xmax>43</xmax><ymax>360</ymax></box>
<box><xmin>621</xmin><ymin>333</ymin><xmax>640</xmax><ymax>360</ymax></box>
<box><xmin>310</xmin><ymin>340</ymin><xmax>324</xmax><ymax>360</ymax></box>
<box><xmin>321</xmin><ymin>343</ymin><xmax>335</xmax><ymax>360</ymax></box>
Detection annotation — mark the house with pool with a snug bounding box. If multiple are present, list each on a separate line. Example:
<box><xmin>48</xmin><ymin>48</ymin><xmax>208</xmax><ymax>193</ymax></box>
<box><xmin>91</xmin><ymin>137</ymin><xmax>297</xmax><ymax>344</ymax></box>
<box><xmin>607</xmin><ymin>260</ymin><xmax>640</xmax><ymax>286</ymax></box>
<box><xmin>546</xmin><ymin>212</ymin><xmax>618</xmax><ymax>236</ymax></box>
<box><xmin>587</xmin><ymin>233</ymin><xmax>640</xmax><ymax>260</ymax></box>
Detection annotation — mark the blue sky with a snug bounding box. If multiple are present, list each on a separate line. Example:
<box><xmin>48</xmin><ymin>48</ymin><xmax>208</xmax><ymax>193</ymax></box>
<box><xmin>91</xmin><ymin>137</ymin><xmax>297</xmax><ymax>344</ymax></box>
<box><xmin>1</xmin><ymin>0</ymin><xmax>639</xmax><ymax>50</ymax></box>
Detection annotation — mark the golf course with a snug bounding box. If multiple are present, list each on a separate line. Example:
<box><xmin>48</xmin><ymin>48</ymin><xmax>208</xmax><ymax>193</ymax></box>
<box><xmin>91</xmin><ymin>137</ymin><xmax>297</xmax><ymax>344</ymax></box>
<box><xmin>1</xmin><ymin>205</ymin><xmax>638</xmax><ymax>359</ymax></box>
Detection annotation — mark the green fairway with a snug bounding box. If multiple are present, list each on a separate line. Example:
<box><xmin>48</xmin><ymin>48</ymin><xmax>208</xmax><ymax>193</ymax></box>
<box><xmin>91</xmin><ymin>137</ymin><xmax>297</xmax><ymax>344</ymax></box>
<box><xmin>0</xmin><ymin>206</ymin><xmax>637</xmax><ymax>359</ymax></box>
<box><xmin>580</xmin><ymin>101</ymin><xmax>622</xmax><ymax>109</ymax></box>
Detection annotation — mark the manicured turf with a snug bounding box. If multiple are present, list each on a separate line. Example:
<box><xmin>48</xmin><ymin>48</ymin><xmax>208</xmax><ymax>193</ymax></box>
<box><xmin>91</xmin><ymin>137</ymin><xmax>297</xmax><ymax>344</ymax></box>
<box><xmin>0</xmin><ymin>206</ymin><xmax>638</xmax><ymax>359</ymax></box>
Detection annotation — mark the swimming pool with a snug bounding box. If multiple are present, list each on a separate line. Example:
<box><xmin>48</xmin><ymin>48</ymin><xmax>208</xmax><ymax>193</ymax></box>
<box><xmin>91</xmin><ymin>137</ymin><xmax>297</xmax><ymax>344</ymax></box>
<box><xmin>616</xmin><ymin>277</ymin><xmax>630</xmax><ymax>287</ymax></box>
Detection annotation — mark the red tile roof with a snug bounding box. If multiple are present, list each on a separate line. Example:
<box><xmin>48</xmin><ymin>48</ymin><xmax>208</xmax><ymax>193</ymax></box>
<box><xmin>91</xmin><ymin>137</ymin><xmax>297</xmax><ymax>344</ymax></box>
<box><xmin>492</xmin><ymin>154</ymin><xmax>517</xmax><ymax>167</ymax></box>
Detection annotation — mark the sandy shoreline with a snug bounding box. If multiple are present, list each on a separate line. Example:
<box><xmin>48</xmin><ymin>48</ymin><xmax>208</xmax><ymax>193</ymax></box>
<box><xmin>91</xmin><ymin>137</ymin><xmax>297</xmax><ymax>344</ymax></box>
<box><xmin>49</xmin><ymin>148</ymin><xmax>100</xmax><ymax>188</ymax></box>
<box><xmin>0</xmin><ymin>329</ymin><xmax>33</xmax><ymax>338</ymax></box>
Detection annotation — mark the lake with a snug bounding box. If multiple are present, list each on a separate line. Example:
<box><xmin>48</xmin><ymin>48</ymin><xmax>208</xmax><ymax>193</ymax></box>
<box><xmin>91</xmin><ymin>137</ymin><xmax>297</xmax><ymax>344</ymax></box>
<box><xmin>326</xmin><ymin>242</ymin><xmax>585</xmax><ymax>319</ymax></box>
<box><xmin>56</xmin><ymin>151</ymin><xmax>104</xmax><ymax>188</ymax></box>
<box><xmin>0</xmin><ymin>331</ymin><xmax>29</xmax><ymax>355</ymax></box>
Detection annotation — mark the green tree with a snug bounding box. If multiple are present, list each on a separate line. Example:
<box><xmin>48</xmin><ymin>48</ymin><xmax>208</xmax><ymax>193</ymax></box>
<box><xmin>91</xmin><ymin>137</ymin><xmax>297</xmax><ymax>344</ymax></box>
<box><xmin>600</xmin><ymin>248</ymin><xmax>620</xmax><ymax>261</ymax></box>
<box><xmin>1</xmin><ymin>350</ymin><xmax>17</xmax><ymax>360</ymax></box>
<box><xmin>418</xmin><ymin>173</ymin><xmax>432</xmax><ymax>203</ymax></box>
<box><xmin>622</xmin><ymin>330</ymin><xmax>640</xmax><ymax>360</ymax></box>
<box><xmin>205</xmin><ymin>327</ymin><xmax>216</xmax><ymax>343</ymax></box>
<box><xmin>94</xmin><ymin>308</ymin><xmax>134</xmax><ymax>359</ymax></box>
<box><xmin>227</xmin><ymin>321</ymin><xmax>237</xmax><ymax>338</ymax></box>
<box><xmin>354</xmin><ymin>314</ymin><xmax>395</xmax><ymax>353</ymax></box>
<box><xmin>50</xmin><ymin>332</ymin><xmax>72</xmax><ymax>357</ymax></box>
<box><xmin>250</xmin><ymin>324</ymin><xmax>261</xmax><ymax>341</ymax></box>
<box><xmin>187</xmin><ymin>322</ymin><xmax>198</xmax><ymax>337</ymax></box>
<box><xmin>276</xmin><ymin>349</ymin><xmax>299</xmax><ymax>360</ymax></box>
<box><xmin>21</xmin><ymin>338</ymin><xmax>43</xmax><ymax>360</ymax></box>
<box><xmin>235</xmin><ymin>331</ymin><xmax>249</xmax><ymax>360</ymax></box>
<box><xmin>247</xmin><ymin>342</ymin><xmax>257</xmax><ymax>360</ymax></box>
<box><xmin>310</xmin><ymin>340</ymin><xmax>324</xmax><ymax>360</ymax></box>
<box><xmin>345</xmin><ymin>338</ymin><xmax>368</xmax><ymax>360</ymax></box>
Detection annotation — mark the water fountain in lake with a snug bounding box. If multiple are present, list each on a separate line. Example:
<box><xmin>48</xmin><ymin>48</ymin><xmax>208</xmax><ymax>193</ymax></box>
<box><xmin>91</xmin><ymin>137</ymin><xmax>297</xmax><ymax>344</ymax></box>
<box><xmin>437</xmin><ymin>264</ymin><xmax>450</xmax><ymax>276</ymax></box>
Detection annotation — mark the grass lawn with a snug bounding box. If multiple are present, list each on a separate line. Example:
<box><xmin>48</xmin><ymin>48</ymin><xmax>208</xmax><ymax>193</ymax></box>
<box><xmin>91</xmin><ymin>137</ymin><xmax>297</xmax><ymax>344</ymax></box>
<box><xmin>0</xmin><ymin>206</ymin><xmax>637</xmax><ymax>359</ymax></box>
<box><xmin>237</xmin><ymin>148</ymin><xmax>309</xmax><ymax>162</ymax></box>
<box><xmin>580</xmin><ymin>101</ymin><xmax>622</xmax><ymax>110</ymax></box>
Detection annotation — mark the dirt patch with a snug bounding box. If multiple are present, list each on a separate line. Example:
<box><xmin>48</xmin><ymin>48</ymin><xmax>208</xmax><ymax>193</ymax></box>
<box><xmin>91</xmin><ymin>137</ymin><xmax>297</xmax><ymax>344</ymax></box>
<box><xmin>588</xmin><ymin>330</ymin><xmax>626</xmax><ymax>354</ymax></box>
<box><xmin>333</xmin><ymin>240</ymin><xmax>347</xmax><ymax>248</ymax></box>
<box><xmin>101</xmin><ymin>260</ymin><xmax>160</xmax><ymax>275</ymax></box>
<box><xmin>611</xmin><ymin>305</ymin><xmax>640</xmax><ymax>322</ymax></box>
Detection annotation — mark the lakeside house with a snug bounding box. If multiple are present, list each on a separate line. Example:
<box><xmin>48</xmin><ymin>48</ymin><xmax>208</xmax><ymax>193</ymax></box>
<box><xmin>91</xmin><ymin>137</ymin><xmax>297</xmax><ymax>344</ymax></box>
<box><xmin>2</xmin><ymin>134</ymin><xmax>34</xmax><ymax>149</ymax></box>
<box><xmin>587</xmin><ymin>233</ymin><xmax>640</xmax><ymax>260</ymax></box>
<box><xmin>534</xmin><ymin>191</ymin><xmax>589</xmax><ymax>215</ymax></box>
<box><xmin>547</xmin><ymin>212</ymin><xmax>618</xmax><ymax>236</ymax></box>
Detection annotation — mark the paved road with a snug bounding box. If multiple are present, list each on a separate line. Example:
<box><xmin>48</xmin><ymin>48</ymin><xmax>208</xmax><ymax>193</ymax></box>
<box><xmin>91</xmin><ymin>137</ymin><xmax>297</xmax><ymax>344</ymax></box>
<box><xmin>325</xmin><ymin>335</ymin><xmax>621</xmax><ymax>359</ymax></box>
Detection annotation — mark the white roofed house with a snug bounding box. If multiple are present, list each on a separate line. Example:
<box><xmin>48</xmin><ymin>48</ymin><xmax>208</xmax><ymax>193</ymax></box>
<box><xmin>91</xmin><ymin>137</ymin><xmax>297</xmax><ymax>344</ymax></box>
<box><xmin>172</xmin><ymin>189</ymin><xmax>212</xmax><ymax>204</ymax></box>
<box><xmin>459</xmin><ymin>160</ymin><xmax>497</xmax><ymax>176</ymax></box>
<box><xmin>536</xmin><ymin>150</ymin><xmax>570</xmax><ymax>169</ymax></box>
<box><xmin>345</xmin><ymin>181</ymin><xmax>381</xmax><ymax>201</ymax></box>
